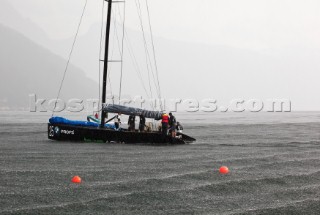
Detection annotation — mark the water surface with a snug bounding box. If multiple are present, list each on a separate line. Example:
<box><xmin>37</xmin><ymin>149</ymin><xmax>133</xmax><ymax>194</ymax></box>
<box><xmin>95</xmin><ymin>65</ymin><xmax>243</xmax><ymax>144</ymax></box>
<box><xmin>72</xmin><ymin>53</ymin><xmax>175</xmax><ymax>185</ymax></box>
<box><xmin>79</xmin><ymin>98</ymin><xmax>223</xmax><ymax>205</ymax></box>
<box><xmin>1</xmin><ymin>111</ymin><xmax>320</xmax><ymax>214</ymax></box>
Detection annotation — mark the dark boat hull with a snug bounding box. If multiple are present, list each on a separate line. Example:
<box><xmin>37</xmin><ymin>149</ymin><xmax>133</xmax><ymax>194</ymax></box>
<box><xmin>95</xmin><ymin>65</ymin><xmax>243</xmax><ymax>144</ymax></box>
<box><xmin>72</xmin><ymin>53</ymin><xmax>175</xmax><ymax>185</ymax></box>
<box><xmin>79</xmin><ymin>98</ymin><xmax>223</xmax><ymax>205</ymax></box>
<box><xmin>48</xmin><ymin>123</ymin><xmax>195</xmax><ymax>144</ymax></box>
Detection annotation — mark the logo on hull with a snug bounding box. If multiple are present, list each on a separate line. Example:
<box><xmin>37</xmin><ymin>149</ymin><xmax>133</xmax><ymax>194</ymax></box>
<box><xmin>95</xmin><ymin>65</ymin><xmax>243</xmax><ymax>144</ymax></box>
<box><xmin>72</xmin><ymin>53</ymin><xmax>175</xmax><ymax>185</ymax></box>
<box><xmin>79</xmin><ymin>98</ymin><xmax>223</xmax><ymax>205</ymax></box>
<box><xmin>61</xmin><ymin>130</ymin><xmax>75</xmax><ymax>135</ymax></box>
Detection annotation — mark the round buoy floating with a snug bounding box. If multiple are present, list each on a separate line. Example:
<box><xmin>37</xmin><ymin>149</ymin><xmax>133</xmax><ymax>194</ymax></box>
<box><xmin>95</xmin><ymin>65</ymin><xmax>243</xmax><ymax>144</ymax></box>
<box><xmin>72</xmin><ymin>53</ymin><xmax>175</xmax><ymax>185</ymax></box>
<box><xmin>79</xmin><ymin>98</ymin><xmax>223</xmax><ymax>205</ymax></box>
<box><xmin>219</xmin><ymin>166</ymin><xmax>229</xmax><ymax>174</ymax></box>
<box><xmin>71</xmin><ymin>176</ymin><xmax>82</xmax><ymax>183</ymax></box>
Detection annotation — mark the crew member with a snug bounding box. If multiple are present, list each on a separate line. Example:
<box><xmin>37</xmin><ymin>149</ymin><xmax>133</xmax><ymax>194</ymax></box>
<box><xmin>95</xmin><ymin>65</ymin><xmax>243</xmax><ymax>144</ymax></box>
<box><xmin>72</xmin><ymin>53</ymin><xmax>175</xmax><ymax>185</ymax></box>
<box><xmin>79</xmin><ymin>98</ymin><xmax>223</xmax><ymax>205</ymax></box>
<box><xmin>94</xmin><ymin>112</ymin><xmax>99</xmax><ymax>119</ymax></box>
<box><xmin>114</xmin><ymin>113</ymin><xmax>121</xmax><ymax>130</ymax></box>
<box><xmin>128</xmin><ymin>115</ymin><xmax>135</xmax><ymax>131</ymax></box>
<box><xmin>139</xmin><ymin>114</ymin><xmax>146</xmax><ymax>132</ymax></box>
<box><xmin>161</xmin><ymin>113</ymin><xmax>169</xmax><ymax>136</ymax></box>
<box><xmin>176</xmin><ymin>122</ymin><xmax>183</xmax><ymax>133</ymax></box>
<box><xmin>169</xmin><ymin>112</ymin><xmax>177</xmax><ymax>138</ymax></box>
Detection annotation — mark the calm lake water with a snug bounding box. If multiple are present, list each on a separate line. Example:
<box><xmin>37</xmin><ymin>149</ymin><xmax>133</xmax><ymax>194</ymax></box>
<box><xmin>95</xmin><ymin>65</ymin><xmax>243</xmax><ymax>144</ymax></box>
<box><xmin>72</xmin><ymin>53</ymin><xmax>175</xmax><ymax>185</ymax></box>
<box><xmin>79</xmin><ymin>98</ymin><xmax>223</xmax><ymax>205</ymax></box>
<box><xmin>1</xmin><ymin>111</ymin><xmax>320</xmax><ymax>214</ymax></box>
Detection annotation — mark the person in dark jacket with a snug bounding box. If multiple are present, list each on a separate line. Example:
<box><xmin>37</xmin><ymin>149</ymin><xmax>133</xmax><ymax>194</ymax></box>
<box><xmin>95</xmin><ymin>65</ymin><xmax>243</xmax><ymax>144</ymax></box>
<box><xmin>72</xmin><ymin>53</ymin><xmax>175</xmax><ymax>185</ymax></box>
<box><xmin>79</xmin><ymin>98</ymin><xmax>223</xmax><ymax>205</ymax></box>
<box><xmin>139</xmin><ymin>114</ymin><xmax>146</xmax><ymax>132</ymax></box>
<box><xmin>128</xmin><ymin>115</ymin><xmax>135</xmax><ymax>131</ymax></box>
<box><xmin>114</xmin><ymin>113</ymin><xmax>121</xmax><ymax>130</ymax></box>
<box><xmin>169</xmin><ymin>112</ymin><xmax>177</xmax><ymax>137</ymax></box>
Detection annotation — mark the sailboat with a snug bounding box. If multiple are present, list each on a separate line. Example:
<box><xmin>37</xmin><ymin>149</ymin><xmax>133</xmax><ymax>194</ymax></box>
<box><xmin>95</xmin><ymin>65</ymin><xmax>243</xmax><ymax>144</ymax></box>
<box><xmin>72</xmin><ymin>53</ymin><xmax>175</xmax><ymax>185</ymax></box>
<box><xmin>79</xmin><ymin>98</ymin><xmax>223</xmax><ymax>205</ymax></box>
<box><xmin>48</xmin><ymin>0</ymin><xmax>195</xmax><ymax>144</ymax></box>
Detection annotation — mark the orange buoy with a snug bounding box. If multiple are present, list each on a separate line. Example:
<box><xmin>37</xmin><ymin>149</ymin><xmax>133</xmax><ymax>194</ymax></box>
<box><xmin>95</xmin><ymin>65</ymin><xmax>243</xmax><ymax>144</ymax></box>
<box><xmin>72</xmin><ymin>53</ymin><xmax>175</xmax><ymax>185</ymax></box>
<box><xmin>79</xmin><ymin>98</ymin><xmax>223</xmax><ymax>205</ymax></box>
<box><xmin>71</xmin><ymin>176</ymin><xmax>82</xmax><ymax>183</ymax></box>
<box><xmin>219</xmin><ymin>166</ymin><xmax>229</xmax><ymax>174</ymax></box>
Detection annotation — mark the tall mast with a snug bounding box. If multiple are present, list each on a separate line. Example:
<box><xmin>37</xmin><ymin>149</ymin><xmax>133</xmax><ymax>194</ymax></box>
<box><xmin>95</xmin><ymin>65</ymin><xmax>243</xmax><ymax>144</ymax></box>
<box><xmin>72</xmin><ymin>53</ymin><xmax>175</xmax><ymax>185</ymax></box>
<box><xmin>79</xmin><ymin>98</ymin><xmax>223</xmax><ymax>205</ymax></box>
<box><xmin>100</xmin><ymin>0</ymin><xmax>113</xmax><ymax>127</ymax></box>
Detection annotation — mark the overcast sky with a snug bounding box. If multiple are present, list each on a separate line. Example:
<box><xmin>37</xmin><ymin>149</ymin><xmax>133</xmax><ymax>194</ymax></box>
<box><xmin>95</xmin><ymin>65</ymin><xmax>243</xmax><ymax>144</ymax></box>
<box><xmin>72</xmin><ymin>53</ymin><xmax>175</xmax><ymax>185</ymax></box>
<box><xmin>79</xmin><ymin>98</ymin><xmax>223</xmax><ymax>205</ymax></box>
<box><xmin>6</xmin><ymin>0</ymin><xmax>320</xmax><ymax>110</ymax></box>
<box><xmin>9</xmin><ymin>0</ymin><xmax>320</xmax><ymax>50</ymax></box>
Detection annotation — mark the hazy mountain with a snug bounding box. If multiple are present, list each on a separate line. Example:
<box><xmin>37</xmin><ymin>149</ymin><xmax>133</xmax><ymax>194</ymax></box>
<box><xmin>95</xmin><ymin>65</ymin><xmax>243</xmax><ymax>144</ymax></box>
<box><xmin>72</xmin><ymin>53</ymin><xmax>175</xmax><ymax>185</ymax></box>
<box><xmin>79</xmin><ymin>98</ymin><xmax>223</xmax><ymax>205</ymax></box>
<box><xmin>0</xmin><ymin>0</ymin><xmax>53</xmax><ymax>49</ymax></box>
<box><xmin>1</xmin><ymin>0</ymin><xmax>320</xmax><ymax>110</ymax></box>
<box><xmin>39</xmin><ymin>21</ymin><xmax>320</xmax><ymax>111</ymax></box>
<box><xmin>0</xmin><ymin>0</ymin><xmax>86</xmax><ymax>63</ymax></box>
<box><xmin>0</xmin><ymin>24</ymin><xmax>98</xmax><ymax>109</ymax></box>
